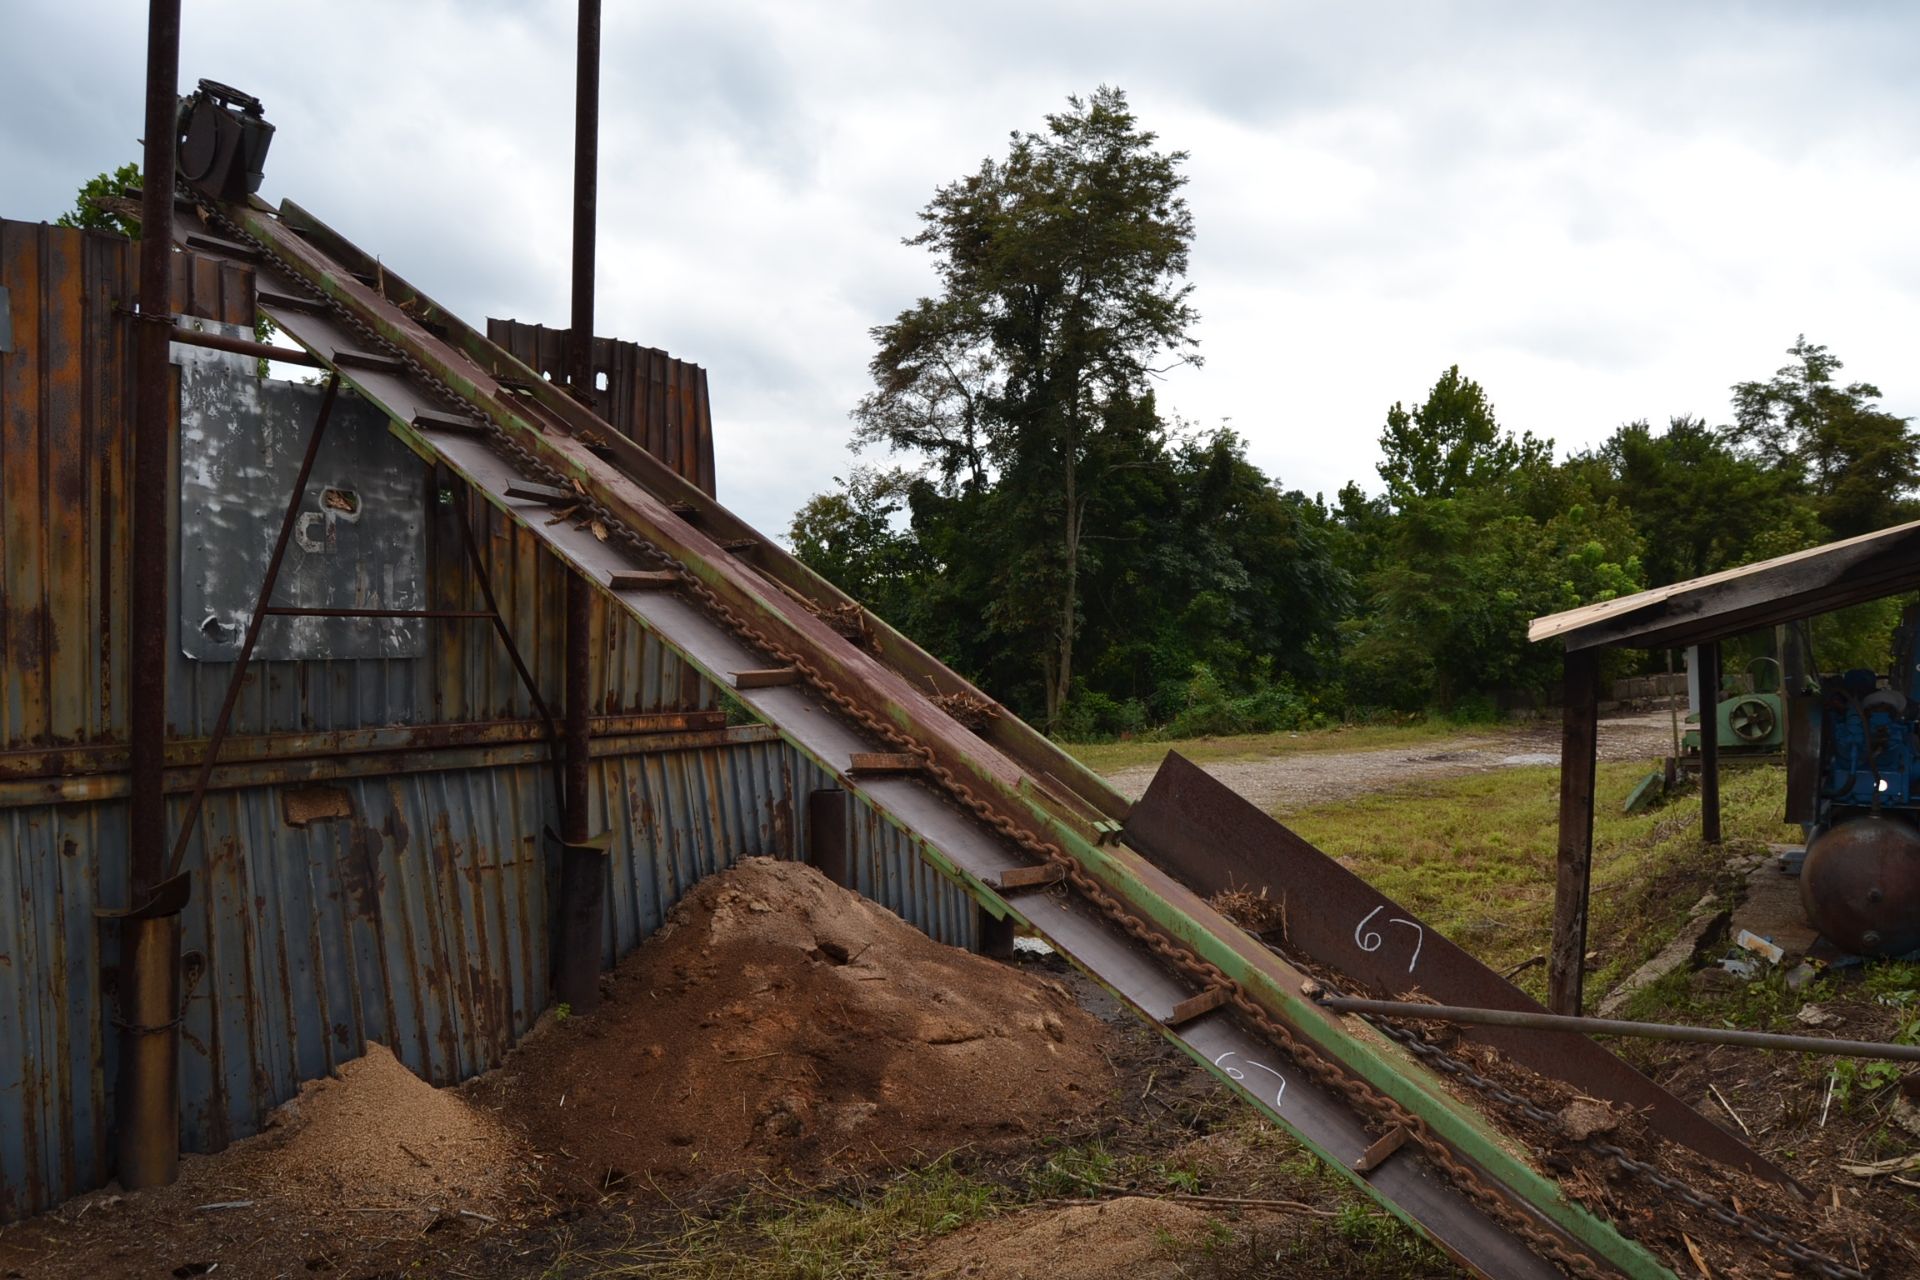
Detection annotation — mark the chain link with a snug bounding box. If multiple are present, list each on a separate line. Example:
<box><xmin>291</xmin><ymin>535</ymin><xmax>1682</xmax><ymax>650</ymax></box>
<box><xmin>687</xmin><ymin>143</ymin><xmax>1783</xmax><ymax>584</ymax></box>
<box><xmin>1358</xmin><ymin>1005</ymin><xmax>1866</xmax><ymax>1280</ymax></box>
<box><xmin>200</xmin><ymin>197</ymin><xmax>1689</xmax><ymax>1279</ymax></box>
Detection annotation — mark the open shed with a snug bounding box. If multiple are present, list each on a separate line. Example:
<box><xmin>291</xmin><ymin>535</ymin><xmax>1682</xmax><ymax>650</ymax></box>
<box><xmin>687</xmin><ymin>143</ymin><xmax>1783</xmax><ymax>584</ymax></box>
<box><xmin>1529</xmin><ymin>517</ymin><xmax>1920</xmax><ymax>1014</ymax></box>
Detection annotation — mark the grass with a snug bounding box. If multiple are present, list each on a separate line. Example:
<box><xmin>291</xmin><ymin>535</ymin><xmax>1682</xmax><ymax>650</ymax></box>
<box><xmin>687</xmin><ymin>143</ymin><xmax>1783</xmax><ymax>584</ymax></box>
<box><xmin>1062</xmin><ymin>719</ymin><xmax>1488</xmax><ymax>775</ymax></box>
<box><xmin>1281</xmin><ymin>760</ymin><xmax>1799</xmax><ymax>1001</ymax></box>
<box><xmin>573</xmin><ymin>1163</ymin><xmax>1003</xmax><ymax>1278</ymax></box>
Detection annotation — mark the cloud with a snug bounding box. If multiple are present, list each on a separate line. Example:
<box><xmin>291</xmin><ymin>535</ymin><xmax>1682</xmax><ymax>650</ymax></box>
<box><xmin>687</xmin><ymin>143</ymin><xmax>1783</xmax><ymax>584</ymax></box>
<box><xmin>8</xmin><ymin>1</ymin><xmax>1920</xmax><ymax>530</ymax></box>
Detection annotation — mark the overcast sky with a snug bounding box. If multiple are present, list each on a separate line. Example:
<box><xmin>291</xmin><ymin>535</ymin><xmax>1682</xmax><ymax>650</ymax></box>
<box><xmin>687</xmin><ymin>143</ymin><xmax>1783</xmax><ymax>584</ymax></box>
<box><xmin>8</xmin><ymin>2</ymin><xmax>1920</xmax><ymax>533</ymax></box>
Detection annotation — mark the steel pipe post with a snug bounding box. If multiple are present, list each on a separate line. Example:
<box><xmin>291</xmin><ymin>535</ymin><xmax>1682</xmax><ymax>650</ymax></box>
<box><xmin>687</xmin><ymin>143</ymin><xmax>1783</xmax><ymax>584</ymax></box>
<box><xmin>553</xmin><ymin>0</ymin><xmax>606</xmax><ymax>1014</ymax></box>
<box><xmin>118</xmin><ymin>0</ymin><xmax>186</xmax><ymax>1194</ymax></box>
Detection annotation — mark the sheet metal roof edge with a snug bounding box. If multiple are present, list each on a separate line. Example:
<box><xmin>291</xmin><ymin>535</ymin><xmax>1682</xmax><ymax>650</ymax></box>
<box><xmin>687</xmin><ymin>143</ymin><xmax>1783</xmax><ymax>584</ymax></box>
<box><xmin>1528</xmin><ymin>516</ymin><xmax>1920</xmax><ymax>650</ymax></box>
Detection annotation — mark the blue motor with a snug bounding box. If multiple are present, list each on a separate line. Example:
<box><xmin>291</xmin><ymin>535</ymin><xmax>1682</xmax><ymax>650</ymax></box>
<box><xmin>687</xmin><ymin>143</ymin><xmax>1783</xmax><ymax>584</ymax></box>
<box><xmin>1802</xmin><ymin>613</ymin><xmax>1920</xmax><ymax>956</ymax></box>
<box><xmin>1819</xmin><ymin>666</ymin><xmax>1917</xmax><ymax>807</ymax></box>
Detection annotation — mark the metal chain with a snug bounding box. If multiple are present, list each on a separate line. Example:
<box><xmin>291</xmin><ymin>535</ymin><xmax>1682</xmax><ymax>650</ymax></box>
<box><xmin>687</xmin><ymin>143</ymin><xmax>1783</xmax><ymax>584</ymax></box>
<box><xmin>201</xmin><ymin>197</ymin><xmax>1632</xmax><ymax>1279</ymax></box>
<box><xmin>1359</xmin><ymin>1007</ymin><xmax>1866</xmax><ymax>1280</ymax></box>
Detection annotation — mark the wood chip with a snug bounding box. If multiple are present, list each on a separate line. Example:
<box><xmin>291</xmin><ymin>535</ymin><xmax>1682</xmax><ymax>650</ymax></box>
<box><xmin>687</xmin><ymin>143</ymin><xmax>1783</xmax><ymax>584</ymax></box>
<box><xmin>1681</xmin><ymin>1232</ymin><xmax>1713</xmax><ymax>1278</ymax></box>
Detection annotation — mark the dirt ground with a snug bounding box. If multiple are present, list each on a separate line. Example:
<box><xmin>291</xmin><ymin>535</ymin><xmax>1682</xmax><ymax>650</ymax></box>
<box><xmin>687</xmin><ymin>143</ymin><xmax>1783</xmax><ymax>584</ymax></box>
<box><xmin>1105</xmin><ymin>710</ymin><xmax>1678</xmax><ymax>811</ymax></box>
<box><xmin>0</xmin><ymin>1042</ymin><xmax>530</xmax><ymax>1280</ymax></box>
<box><xmin>467</xmin><ymin>857</ymin><xmax>1113</xmax><ymax>1199</ymax></box>
<box><xmin>912</xmin><ymin>1195</ymin><xmax>1275</xmax><ymax>1279</ymax></box>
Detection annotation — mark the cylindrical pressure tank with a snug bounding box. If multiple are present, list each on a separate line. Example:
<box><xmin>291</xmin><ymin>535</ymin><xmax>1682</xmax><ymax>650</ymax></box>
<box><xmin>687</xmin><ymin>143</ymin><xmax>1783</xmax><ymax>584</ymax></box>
<box><xmin>1800</xmin><ymin>815</ymin><xmax>1920</xmax><ymax>957</ymax></box>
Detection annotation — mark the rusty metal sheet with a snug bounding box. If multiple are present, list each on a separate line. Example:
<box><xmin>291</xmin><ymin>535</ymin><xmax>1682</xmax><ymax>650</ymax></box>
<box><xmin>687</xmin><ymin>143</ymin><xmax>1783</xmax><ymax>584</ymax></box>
<box><xmin>175</xmin><ymin>324</ymin><xmax>427</xmax><ymax>661</ymax></box>
<box><xmin>1123</xmin><ymin>751</ymin><xmax>1790</xmax><ymax>1187</ymax></box>
<box><xmin>486</xmin><ymin>318</ymin><xmax>717</xmax><ymax>497</ymax></box>
<box><xmin>0</xmin><ymin>217</ymin><xmax>715</xmax><ymax>759</ymax></box>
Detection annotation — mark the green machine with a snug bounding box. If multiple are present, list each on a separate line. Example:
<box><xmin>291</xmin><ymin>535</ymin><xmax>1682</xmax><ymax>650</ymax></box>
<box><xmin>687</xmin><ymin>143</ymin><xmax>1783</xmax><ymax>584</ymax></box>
<box><xmin>1682</xmin><ymin>657</ymin><xmax>1786</xmax><ymax>758</ymax></box>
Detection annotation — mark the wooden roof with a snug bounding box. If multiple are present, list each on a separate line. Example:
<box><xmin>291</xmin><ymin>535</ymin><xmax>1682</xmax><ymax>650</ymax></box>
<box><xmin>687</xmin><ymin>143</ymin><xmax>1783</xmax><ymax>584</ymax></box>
<box><xmin>1529</xmin><ymin>518</ymin><xmax>1920</xmax><ymax>651</ymax></box>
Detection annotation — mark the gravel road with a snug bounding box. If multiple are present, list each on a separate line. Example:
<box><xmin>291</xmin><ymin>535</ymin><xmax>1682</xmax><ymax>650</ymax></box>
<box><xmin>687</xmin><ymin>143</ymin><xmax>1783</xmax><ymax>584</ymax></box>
<box><xmin>1102</xmin><ymin>711</ymin><xmax>1678</xmax><ymax>814</ymax></box>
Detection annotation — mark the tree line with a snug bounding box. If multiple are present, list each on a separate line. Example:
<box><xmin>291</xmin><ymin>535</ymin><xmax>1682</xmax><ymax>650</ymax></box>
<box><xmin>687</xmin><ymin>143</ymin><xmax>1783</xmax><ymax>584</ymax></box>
<box><xmin>789</xmin><ymin>88</ymin><xmax>1920</xmax><ymax>737</ymax></box>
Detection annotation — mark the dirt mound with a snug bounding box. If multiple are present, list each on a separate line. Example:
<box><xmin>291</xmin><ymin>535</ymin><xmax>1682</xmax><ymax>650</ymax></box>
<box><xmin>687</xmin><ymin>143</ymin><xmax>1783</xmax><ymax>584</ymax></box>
<box><xmin>913</xmin><ymin>1196</ymin><xmax>1240</xmax><ymax>1279</ymax></box>
<box><xmin>0</xmin><ymin>1043</ymin><xmax>524</xmax><ymax>1280</ymax></box>
<box><xmin>472</xmin><ymin>856</ymin><xmax>1113</xmax><ymax>1196</ymax></box>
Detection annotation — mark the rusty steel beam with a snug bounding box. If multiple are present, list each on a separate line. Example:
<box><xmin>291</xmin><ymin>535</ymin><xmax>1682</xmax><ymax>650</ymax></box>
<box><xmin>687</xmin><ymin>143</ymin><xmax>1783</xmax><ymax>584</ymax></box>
<box><xmin>168</xmin><ymin>323</ymin><xmax>321</xmax><ymax>366</ymax></box>
<box><xmin>130</xmin><ymin>0</ymin><xmax>179</xmax><ymax>899</ymax></box>
<box><xmin>1313</xmin><ymin>994</ymin><xmax>1920</xmax><ymax>1063</ymax></box>
<box><xmin>0</xmin><ymin>724</ymin><xmax>779</xmax><ymax>811</ymax></box>
<box><xmin>120</xmin><ymin>0</ymin><xmax>184</xmax><ymax>1196</ymax></box>
<box><xmin>554</xmin><ymin>0</ymin><xmax>607</xmax><ymax>1015</ymax></box>
<box><xmin>0</xmin><ymin>711</ymin><xmax>731</xmax><ymax>783</ymax></box>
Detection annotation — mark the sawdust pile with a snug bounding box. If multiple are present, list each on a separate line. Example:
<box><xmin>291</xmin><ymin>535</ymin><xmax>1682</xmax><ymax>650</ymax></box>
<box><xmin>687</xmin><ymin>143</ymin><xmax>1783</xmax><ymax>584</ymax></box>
<box><xmin>473</xmin><ymin>857</ymin><xmax>1113</xmax><ymax>1196</ymax></box>
<box><xmin>247</xmin><ymin>1041</ymin><xmax>519</xmax><ymax>1213</ymax></box>
<box><xmin>0</xmin><ymin>1043</ymin><xmax>523</xmax><ymax>1280</ymax></box>
<box><xmin>912</xmin><ymin>1196</ymin><xmax>1252</xmax><ymax>1280</ymax></box>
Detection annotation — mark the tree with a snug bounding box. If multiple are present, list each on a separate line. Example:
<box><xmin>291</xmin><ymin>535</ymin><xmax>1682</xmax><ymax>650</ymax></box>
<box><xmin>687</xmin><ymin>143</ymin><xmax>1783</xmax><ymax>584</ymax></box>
<box><xmin>58</xmin><ymin>162</ymin><xmax>143</xmax><ymax>238</ymax></box>
<box><xmin>1376</xmin><ymin>365</ymin><xmax>1549</xmax><ymax>507</ymax></box>
<box><xmin>1579</xmin><ymin>416</ymin><xmax>1818</xmax><ymax>586</ymax></box>
<box><xmin>1725</xmin><ymin>336</ymin><xmax>1920</xmax><ymax>539</ymax></box>
<box><xmin>787</xmin><ymin>467</ymin><xmax>924</xmax><ymax>617</ymax></box>
<box><xmin>853</xmin><ymin>87</ymin><xmax>1200</xmax><ymax>729</ymax></box>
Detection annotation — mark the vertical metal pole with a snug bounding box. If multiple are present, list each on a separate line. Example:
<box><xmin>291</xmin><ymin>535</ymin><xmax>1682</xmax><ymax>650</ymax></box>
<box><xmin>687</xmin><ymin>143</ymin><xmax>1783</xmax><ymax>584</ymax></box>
<box><xmin>120</xmin><ymin>0</ymin><xmax>183</xmax><ymax>1193</ymax></box>
<box><xmin>131</xmin><ymin>0</ymin><xmax>179</xmax><ymax>900</ymax></box>
<box><xmin>568</xmin><ymin>0</ymin><xmax>600</xmax><ymax>403</ymax></box>
<box><xmin>1548</xmin><ymin>648</ymin><xmax>1600</xmax><ymax>1016</ymax></box>
<box><xmin>1699</xmin><ymin>641</ymin><xmax>1723</xmax><ymax>844</ymax></box>
<box><xmin>554</xmin><ymin>0</ymin><xmax>605</xmax><ymax>1014</ymax></box>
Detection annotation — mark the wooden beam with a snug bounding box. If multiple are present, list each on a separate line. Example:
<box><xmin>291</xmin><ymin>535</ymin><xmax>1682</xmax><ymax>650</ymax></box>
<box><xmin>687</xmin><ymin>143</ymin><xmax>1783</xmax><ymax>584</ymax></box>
<box><xmin>606</xmin><ymin>569</ymin><xmax>678</xmax><ymax>592</ymax></box>
<box><xmin>993</xmin><ymin>862</ymin><xmax>1066</xmax><ymax>891</ymax></box>
<box><xmin>732</xmin><ymin>667</ymin><xmax>799</xmax><ymax>689</ymax></box>
<box><xmin>1549</xmin><ymin>648</ymin><xmax>1601</xmax><ymax>1016</ymax></box>
<box><xmin>1163</xmin><ymin>984</ymin><xmax>1232</xmax><ymax>1027</ymax></box>
<box><xmin>847</xmin><ymin>751</ymin><xmax>923</xmax><ymax>776</ymax></box>
<box><xmin>1698</xmin><ymin>641</ymin><xmax>1723</xmax><ymax>845</ymax></box>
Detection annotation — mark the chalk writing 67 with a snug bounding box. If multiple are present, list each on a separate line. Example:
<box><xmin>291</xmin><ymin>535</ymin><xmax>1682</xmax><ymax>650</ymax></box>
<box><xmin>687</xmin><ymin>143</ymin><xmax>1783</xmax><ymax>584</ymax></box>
<box><xmin>1354</xmin><ymin>905</ymin><xmax>1424</xmax><ymax>973</ymax></box>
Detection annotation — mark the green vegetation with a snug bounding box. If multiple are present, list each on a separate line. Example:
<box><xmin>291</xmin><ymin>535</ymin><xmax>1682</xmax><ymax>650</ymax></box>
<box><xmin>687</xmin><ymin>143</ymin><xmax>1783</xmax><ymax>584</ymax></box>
<box><xmin>1286</xmin><ymin>762</ymin><xmax>1797</xmax><ymax>995</ymax></box>
<box><xmin>580</xmin><ymin>1162</ymin><xmax>1000</xmax><ymax>1278</ymax></box>
<box><xmin>792</xmin><ymin>89</ymin><xmax>1920</xmax><ymax>734</ymax></box>
<box><xmin>1064</xmin><ymin>719</ymin><xmax>1473</xmax><ymax>774</ymax></box>
<box><xmin>57</xmin><ymin>161</ymin><xmax>142</xmax><ymax>238</ymax></box>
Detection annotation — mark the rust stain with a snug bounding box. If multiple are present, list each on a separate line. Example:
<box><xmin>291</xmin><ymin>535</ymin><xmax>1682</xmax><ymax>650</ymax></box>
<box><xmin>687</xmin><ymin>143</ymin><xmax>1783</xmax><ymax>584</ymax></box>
<box><xmin>342</xmin><ymin>821</ymin><xmax>384</xmax><ymax>918</ymax></box>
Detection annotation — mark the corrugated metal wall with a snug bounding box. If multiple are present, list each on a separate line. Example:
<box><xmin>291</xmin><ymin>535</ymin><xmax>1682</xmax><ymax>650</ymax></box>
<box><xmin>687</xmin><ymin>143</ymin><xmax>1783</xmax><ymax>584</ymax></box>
<box><xmin>488</xmin><ymin>317</ymin><xmax>717</xmax><ymax>496</ymax></box>
<box><xmin>0</xmin><ymin>219</ymin><xmax>980</xmax><ymax>1223</ymax></box>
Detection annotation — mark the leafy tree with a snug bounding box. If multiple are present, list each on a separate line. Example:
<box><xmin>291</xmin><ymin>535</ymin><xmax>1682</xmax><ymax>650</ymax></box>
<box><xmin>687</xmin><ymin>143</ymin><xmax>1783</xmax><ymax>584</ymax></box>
<box><xmin>58</xmin><ymin>162</ymin><xmax>143</xmax><ymax>238</ymax></box>
<box><xmin>787</xmin><ymin>467</ymin><xmax>924</xmax><ymax>618</ymax></box>
<box><xmin>58</xmin><ymin>161</ymin><xmax>282</xmax><ymax>374</ymax></box>
<box><xmin>854</xmin><ymin>87</ymin><xmax>1200</xmax><ymax>729</ymax></box>
<box><xmin>1376</xmin><ymin>365</ymin><xmax>1549</xmax><ymax>507</ymax></box>
<box><xmin>1726</xmin><ymin>337</ymin><xmax>1920</xmax><ymax>539</ymax></box>
<box><xmin>1579</xmin><ymin>416</ymin><xmax>1819</xmax><ymax>585</ymax></box>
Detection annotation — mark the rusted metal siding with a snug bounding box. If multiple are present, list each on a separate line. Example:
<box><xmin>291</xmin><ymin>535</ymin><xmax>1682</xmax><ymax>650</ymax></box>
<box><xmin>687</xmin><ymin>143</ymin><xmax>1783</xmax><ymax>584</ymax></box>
<box><xmin>0</xmin><ymin>220</ymin><xmax>973</xmax><ymax>1223</ymax></box>
<box><xmin>794</xmin><ymin>760</ymin><xmax>981</xmax><ymax>951</ymax></box>
<box><xmin>0</xmin><ymin>218</ymin><xmax>715</xmax><ymax>757</ymax></box>
<box><xmin>1</xmin><ymin>222</ymin><xmax>136</xmax><ymax>754</ymax></box>
<box><xmin>487</xmin><ymin>317</ymin><xmax>716</xmax><ymax>496</ymax></box>
<box><xmin>3</xmin><ymin>735</ymin><xmax>924</xmax><ymax>1218</ymax></box>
